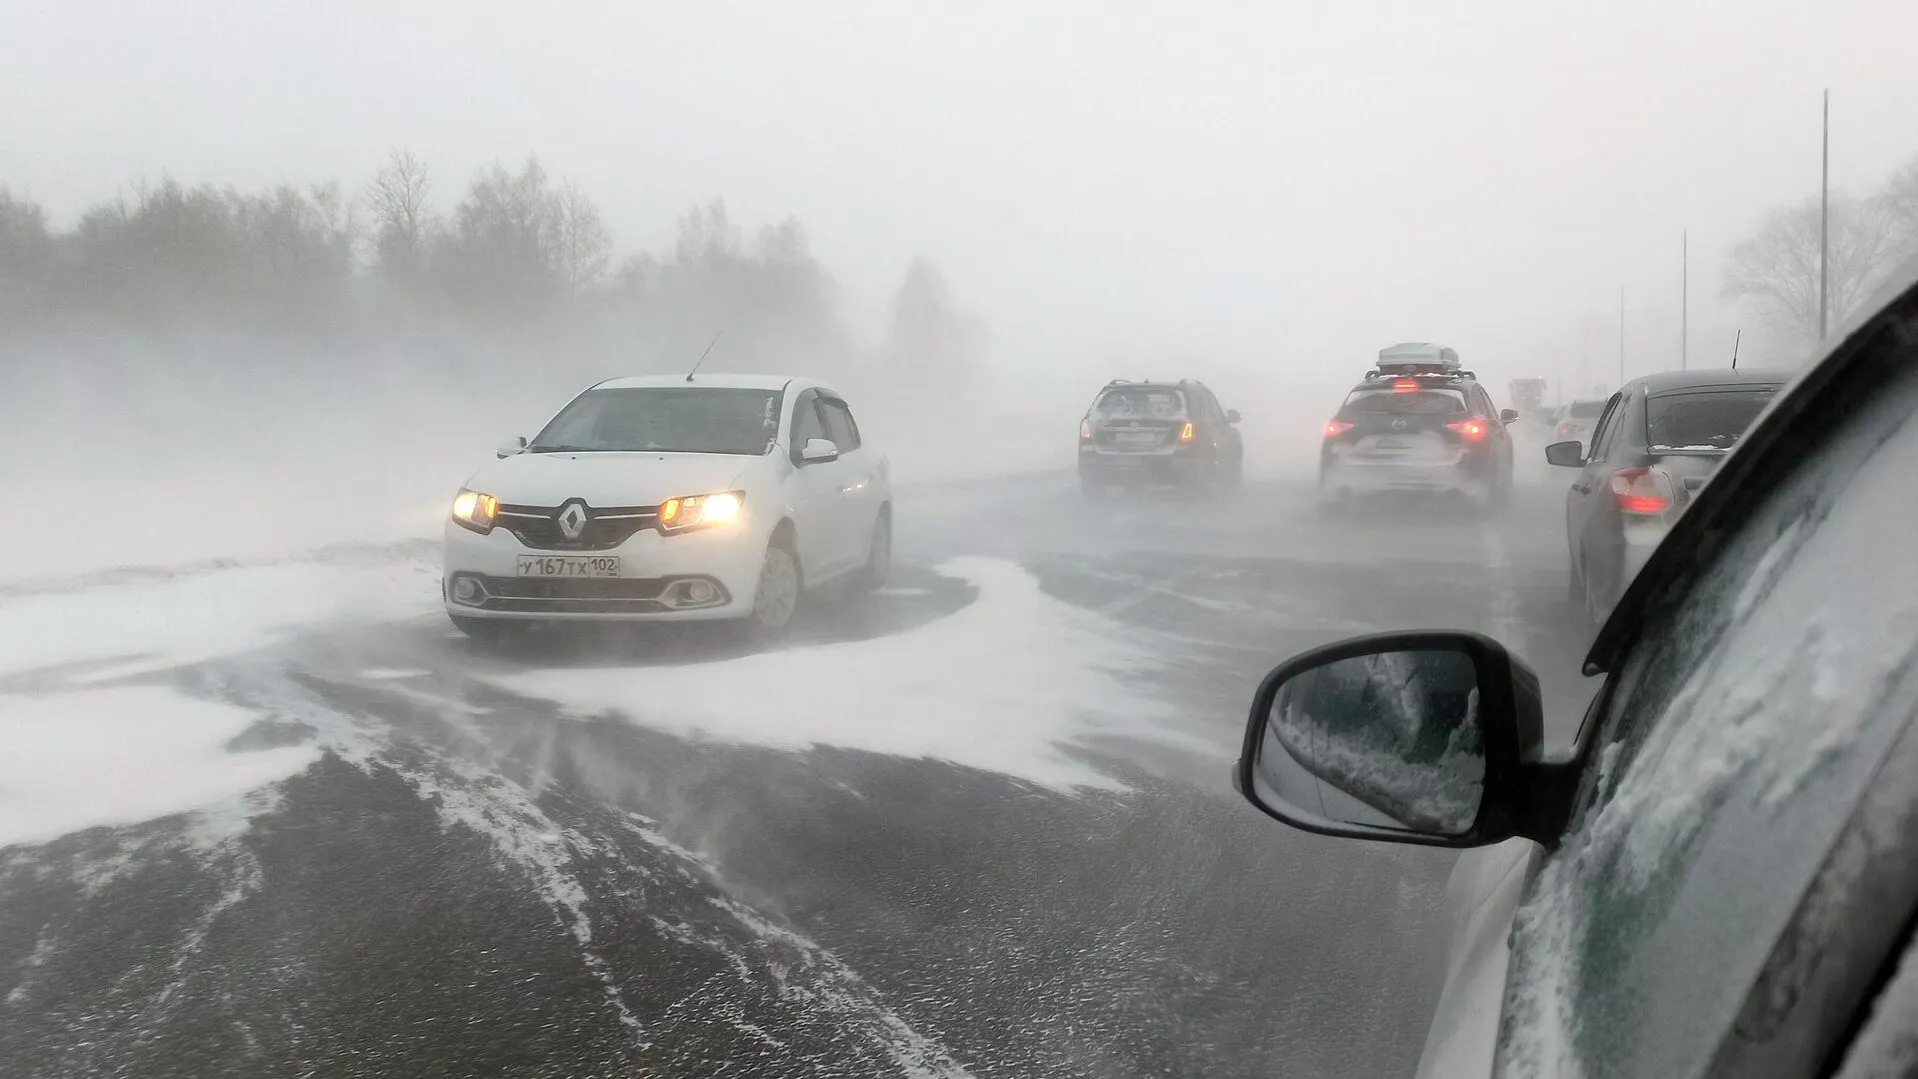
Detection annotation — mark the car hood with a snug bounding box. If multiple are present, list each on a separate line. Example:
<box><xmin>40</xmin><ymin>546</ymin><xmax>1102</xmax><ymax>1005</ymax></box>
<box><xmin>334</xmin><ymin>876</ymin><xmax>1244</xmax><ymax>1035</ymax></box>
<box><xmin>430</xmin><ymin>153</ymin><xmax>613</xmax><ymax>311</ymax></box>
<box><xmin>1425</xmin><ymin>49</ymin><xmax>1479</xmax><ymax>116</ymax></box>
<box><xmin>464</xmin><ymin>451</ymin><xmax>766</xmax><ymax>508</ymax></box>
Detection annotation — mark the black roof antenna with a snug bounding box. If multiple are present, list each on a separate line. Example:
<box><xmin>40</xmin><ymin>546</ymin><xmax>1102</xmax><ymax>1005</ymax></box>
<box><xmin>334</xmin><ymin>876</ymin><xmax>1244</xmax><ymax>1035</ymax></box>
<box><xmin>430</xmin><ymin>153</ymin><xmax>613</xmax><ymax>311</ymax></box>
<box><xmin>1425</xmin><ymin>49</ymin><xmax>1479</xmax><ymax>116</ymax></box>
<box><xmin>1730</xmin><ymin>329</ymin><xmax>1742</xmax><ymax>370</ymax></box>
<box><xmin>686</xmin><ymin>329</ymin><xmax>725</xmax><ymax>382</ymax></box>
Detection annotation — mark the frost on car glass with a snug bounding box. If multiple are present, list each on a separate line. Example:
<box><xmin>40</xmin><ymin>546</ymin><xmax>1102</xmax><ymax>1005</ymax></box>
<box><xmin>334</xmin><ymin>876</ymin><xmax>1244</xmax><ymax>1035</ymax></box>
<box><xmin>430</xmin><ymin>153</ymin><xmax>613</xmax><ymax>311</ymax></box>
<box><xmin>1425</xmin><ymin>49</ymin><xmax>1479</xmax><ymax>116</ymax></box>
<box><xmin>1644</xmin><ymin>387</ymin><xmax>1777</xmax><ymax>451</ymax></box>
<box><xmin>1497</xmin><ymin>368</ymin><xmax>1918</xmax><ymax>1079</ymax></box>
<box><xmin>1341</xmin><ymin>389</ymin><xmax>1466</xmax><ymax>415</ymax></box>
<box><xmin>1094</xmin><ymin>388</ymin><xmax>1186</xmax><ymax>418</ymax></box>
<box><xmin>531</xmin><ymin>387</ymin><xmax>782</xmax><ymax>455</ymax></box>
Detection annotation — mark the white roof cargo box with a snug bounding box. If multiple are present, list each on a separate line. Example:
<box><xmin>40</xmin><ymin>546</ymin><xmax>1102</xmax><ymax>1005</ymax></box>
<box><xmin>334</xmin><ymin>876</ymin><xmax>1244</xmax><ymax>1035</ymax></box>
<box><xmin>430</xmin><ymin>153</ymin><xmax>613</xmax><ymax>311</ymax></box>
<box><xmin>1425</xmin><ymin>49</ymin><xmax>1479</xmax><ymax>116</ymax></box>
<box><xmin>1377</xmin><ymin>342</ymin><xmax>1461</xmax><ymax>371</ymax></box>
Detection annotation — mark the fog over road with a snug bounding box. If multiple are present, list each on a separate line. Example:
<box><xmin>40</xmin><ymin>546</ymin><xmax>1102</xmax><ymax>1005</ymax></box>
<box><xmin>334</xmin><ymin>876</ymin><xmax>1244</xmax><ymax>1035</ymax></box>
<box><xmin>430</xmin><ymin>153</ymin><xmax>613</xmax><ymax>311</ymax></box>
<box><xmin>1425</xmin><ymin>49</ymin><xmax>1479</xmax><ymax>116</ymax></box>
<box><xmin>0</xmin><ymin>443</ymin><xmax>1598</xmax><ymax>1079</ymax></box>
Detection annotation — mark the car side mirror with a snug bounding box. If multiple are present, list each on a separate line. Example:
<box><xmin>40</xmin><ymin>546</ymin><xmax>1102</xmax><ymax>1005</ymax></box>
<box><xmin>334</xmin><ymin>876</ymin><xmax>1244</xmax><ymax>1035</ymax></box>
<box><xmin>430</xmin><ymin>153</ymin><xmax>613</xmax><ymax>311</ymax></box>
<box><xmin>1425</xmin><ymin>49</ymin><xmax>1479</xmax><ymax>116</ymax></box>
<box><xmin>1235</xmin><ymin>631</ymin><xmax>1576</xmax><ymax>848</ymax></box>
<box><xmin>800</xmin><ymin>437</ymin><xmax>840</xmax><ymax>464</ymax></box>
<box><xmin>1500</xmin><ymin>408</ymin><xmax>1520</xmax><ymax>424</ymax></box>
<box><xmin>497</xmin><ymin>436</ymin><xmax>528</xmax><ymax>459</ymax></box>
<box><xmin>1544</xmin><ymin>440</ymin><xmax>1585</xmax><ymax>467</ymax></box>
<box><xmin>1226</xmin><ymin>409</ymin><xmax>1242</xmax><ymax>424</ymax></box>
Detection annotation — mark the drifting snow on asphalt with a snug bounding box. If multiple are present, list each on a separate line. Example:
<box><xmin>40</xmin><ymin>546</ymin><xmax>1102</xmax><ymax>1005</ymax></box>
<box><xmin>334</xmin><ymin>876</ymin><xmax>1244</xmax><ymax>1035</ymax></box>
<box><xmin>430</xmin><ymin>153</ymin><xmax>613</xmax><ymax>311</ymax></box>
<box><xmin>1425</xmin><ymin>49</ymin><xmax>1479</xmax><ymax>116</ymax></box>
<box><xmin>0</xmin><ymin>687</ymin><xmax>320</xmax><ymax>848</ymax></box>
<box><xmin>493</xmin><ymin>557</ymin><xmax>1195</xmax><ymax>790</ymax></box>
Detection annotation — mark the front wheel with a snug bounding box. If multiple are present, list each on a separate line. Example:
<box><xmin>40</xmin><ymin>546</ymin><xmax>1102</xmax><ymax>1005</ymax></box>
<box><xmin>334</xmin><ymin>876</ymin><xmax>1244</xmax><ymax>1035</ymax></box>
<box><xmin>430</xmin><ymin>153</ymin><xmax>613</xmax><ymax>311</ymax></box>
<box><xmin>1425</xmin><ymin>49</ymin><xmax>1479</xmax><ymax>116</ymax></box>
<box><xmin>855</xmin><ymin>512</ymin><xmax>892</xmax><ymax>592</ymax></box>
<box><xmin>740</xmin><ymin>542</ymin><xmax>802</xmax><ymax>640</ymax></box>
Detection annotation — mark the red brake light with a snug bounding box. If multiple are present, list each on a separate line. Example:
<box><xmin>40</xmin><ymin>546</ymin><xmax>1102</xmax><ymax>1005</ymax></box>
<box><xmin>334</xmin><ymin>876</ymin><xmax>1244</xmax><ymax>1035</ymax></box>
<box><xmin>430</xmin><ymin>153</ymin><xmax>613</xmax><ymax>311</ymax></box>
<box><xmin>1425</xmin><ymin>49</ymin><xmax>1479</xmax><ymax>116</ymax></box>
<box><xmin>1392</xmin><ymin>379</ymin><xmax>1420</xmax><ymax>392</ymax></box>
<box><xmin>1610</xmin><ymin>467</ymin><xmax>1674</xmax><ymax>515</ymax></box>
<box><xmin>1325</xmin><ymin>421</ymin><xmax>1354</xmax><ymax>437</ymax></box>
<box><xmin>1446</xmin><ymin>419</ymin><xmax>1487</xmax><ymax>441</ymax></box>
<box><xmin>1558</xmin><ymin>422</ymin><xmax>1576</xmax><ymax>438</ymax></box>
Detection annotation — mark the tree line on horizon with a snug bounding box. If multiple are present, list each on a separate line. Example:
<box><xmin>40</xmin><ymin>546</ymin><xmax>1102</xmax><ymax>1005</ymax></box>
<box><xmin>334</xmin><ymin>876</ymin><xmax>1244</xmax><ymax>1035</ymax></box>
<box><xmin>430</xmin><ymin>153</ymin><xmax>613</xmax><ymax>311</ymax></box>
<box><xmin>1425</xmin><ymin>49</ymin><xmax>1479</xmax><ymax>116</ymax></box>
<box><xmin>0</xmin><ymin>149</ymin><xmax>987</xmax><ymax>391</ymax></box>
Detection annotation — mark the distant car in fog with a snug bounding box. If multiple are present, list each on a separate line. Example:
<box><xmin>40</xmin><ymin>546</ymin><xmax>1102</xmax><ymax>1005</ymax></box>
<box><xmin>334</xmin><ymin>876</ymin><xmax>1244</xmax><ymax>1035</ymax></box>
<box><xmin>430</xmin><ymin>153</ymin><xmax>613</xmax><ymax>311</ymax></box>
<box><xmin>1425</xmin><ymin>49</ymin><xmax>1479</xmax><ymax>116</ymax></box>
<box><xmin>1549</xmin><ymin>397</ymin><xmax>1609</xmax><ymax>450</ymax></box>
<box><xmin>1077</xmin><ymin>379</ymin><xmax>1244</xmax><ymax>496</ymax></box>
<box><xmin>442</xmin><ymin>373</ymin><xmax>892</xmax><ymax>642</ymax></box>
<box><xmin>1319</xmin><ymin>365</ymin><xmax>1517</xmax><ymax>514</ymax></box>
<box><xmin>1547</xmin><ymin>368</ymin><xmax>1784</xmax><ymax>624</ymax></box>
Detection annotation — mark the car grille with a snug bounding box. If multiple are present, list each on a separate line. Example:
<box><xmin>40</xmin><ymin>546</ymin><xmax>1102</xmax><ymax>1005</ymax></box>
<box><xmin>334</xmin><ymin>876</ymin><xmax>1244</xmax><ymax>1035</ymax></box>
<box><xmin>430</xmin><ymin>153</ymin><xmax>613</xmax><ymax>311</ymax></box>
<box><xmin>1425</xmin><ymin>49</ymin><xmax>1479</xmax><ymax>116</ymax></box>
<box><xmin>497</xmin><ymin>503</ymin><xmax>658</xmax><ymax>551</ymax></box>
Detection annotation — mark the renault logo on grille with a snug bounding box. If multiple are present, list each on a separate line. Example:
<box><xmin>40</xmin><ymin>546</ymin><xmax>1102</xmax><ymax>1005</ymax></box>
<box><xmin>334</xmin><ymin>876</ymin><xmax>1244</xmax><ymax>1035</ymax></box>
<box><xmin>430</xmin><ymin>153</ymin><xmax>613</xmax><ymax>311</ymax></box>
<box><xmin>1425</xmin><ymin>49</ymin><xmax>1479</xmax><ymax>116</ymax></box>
<box><xmin>556</xmin><ymin>502</ymin><xmax>588</xmax><ymax>540</ymax></box>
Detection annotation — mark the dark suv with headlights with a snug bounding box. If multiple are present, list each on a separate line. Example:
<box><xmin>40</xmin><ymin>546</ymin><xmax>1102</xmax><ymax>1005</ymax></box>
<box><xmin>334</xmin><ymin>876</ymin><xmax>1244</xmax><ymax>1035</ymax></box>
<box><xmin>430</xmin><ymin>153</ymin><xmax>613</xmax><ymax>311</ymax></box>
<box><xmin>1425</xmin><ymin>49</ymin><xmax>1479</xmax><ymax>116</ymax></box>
<box><xmin>1078</xmin><ymin>379</ymin><xmax>1244</xmax><ymax>495</ymax></box>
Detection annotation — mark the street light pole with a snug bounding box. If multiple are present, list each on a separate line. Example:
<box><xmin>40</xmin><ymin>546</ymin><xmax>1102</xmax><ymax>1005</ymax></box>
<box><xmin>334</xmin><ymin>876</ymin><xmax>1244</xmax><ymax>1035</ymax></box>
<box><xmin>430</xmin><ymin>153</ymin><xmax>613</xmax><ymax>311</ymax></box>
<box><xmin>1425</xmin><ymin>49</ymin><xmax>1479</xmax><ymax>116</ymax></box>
<box><xmin>1619</xmin><ymin>286</ymin><xmax>1627</xmax><ymax>387</ymax></box>
<box><xmin>1820</xmin><ymin>88</ymin><xmax>1831</xmax><ymax>339</ymax></box>
<box><xmin>1681</xmin><ymin>230</ymin><xmax>1689</xmax><ymax>370</ymax></box>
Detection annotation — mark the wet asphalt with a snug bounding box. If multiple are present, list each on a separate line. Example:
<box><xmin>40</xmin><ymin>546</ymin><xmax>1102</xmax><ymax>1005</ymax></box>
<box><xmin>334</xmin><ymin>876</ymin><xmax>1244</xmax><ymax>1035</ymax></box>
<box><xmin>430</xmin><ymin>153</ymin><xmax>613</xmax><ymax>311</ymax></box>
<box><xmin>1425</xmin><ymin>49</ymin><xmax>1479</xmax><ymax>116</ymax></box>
<box><xmin>0</xmin><ymin>436</ymin><xmax>1599</xmax><ymax>1079</ymax></box>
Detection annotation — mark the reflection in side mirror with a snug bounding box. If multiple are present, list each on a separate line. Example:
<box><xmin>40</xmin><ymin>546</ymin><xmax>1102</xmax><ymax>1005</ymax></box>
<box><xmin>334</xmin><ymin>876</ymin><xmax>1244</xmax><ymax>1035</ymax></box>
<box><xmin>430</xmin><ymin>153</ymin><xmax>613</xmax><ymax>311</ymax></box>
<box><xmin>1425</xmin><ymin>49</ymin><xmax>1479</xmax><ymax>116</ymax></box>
<box><xmin>1237</xmin><ymin>631</ymin><xmax>1571</xmax><ymax>848</ymax></box>
<box><xmin>1226</xmin><ymin>409</ymin><xmax>1242</xmax><ymax>424</ymax></box>
<box><xmin>1544</xmin><ymin>440</ymin><xmax>1585</xmax><ymax>467</ymax></box>
<box><xmin>497</xmin><ymin>435</ymin><xmax>528</xmax><ymax>459</ymax></box>
<box><xmin>1258</xmin><ymin>647</ymin><xmax>1486</xmax><ymax>836</ymax></box>
<box><xmin>1500</xmin><ymin>408</ymin><xmax>1520</xmax><ymax>424</ymax></box>
<box><xmin>801</xmin><ymin>437</ymin><xmax>840</xmax><ymax>463</ymax></box>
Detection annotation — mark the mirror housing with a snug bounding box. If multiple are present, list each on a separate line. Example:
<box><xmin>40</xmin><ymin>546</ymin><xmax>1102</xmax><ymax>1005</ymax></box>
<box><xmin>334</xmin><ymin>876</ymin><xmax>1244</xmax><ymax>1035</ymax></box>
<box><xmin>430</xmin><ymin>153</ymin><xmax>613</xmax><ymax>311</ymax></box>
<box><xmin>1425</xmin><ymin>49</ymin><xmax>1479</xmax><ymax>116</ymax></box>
<box><xmin>800</xmin><ymin>437</ymin><xmax>840</xmax><ymax>464</ymax></box>
<box><xmin>1236</xmin><ymin>630</ymin><xmax>1578</xmax><ymax>848</ymax></box>
<box><xmin>1544</xmin><ymin>440</ymin><xmax>1585</xmax><ymax>467</ymax></box>
<box><xmin>1225</xmin><ymin>409</ymin><xmax>1242</xmax><ymax>424</ymax></box>
<box><xmin>497</xmin><ymin>436</ymin><xmax>528</xmax><ymax>459</ymax></box>
<box><xmin>1500</xmin><ymin>408</ymin><xmax>1520</xmax><ymax>424</ymax></box>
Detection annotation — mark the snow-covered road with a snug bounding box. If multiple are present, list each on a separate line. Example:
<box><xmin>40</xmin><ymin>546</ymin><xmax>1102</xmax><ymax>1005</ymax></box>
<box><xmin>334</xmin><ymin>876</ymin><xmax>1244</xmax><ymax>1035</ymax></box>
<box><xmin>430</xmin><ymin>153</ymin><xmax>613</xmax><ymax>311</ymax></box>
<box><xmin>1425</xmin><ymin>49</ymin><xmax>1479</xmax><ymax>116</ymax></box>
<box><xmin>0</xmin><ymin>459</ymin><xmax>1599</xmax><ymax>1078</ymax></box>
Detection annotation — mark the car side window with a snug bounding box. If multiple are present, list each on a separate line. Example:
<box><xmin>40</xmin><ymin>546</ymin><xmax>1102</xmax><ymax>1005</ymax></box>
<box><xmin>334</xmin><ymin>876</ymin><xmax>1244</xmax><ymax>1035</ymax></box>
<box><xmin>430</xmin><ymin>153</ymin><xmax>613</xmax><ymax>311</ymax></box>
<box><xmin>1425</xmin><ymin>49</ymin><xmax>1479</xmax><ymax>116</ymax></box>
<box><xmin>1495</xmin><ymin>358</ymin><xmax>1918</xmax><ymax>1078</ymax></box>
<box><xmin>817</xmin><ymin>397</ymin><xmax>861</xmax><ymax>451</ymax></box>
<box><xmin>1586</xmin><ymin>392</ymin><xmax>1625</xmax><ymax>460</ymax></box>
<box><xmin>790</xmin><ymin>390</ymin><xmax>826</xmax><ymax>456</ymax></box>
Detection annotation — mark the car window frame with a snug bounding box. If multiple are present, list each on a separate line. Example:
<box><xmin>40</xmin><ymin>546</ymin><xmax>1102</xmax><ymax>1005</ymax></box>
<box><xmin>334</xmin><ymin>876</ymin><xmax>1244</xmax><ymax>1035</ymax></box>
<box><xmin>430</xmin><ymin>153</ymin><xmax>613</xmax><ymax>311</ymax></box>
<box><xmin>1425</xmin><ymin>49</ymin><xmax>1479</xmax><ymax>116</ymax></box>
<box><xmin>1586</xmin><ymin>390</ymin><xmax>1627</xmax><ymax>461</ymax></box>
<box><xmin>788</xmin><ymin>388</ymin><xmax>829</xmax><ymax>464</ymax></box>
<box><xmin>816</xmin><ymin>395</ymin><xmax>861</xmax><ymax>451</ymax></box>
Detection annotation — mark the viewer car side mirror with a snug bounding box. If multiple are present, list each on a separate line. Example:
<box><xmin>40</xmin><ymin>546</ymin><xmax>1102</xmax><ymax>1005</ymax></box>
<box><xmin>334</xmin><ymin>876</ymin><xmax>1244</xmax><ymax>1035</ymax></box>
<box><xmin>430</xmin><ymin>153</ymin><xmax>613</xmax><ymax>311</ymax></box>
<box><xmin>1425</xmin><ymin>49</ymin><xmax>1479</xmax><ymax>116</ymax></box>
<box><xmin>497</xmin><ymin>436</ymin><xmax>528</xmax><ymax>459</ymax></box>
<box><xmin>1235</xmin><ymin>631</ymin><xmax>1579</xmax><ymax>848</ymax></box>
<box><xmin>1226</xmin><ymin>409</ymin><xmax>1242</xmax><ymax>423</ymax></box>
<box><xmin>1544</xmin><ymin>440</ymin><xmax>1585</xmax><ymax>467</ymax></box>
<box><xmin>800</xmin><ymin>437</ymin><xmax>841</xmax><ymax>464</ymax></box>
<box><xmin>1500</xmin><ymin>408</ymin><xmax>1520</xmax><ymax>424</ymax></box>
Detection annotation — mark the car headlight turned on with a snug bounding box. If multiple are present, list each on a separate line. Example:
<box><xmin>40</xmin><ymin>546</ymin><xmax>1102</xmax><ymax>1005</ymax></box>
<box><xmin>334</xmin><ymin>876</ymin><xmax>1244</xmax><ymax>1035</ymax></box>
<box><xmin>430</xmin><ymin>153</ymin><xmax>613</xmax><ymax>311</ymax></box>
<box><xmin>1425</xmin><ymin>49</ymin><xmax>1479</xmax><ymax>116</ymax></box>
<box><xmin>450</xmin><ymin>489</ymin><xmax>500</xmax><ymax>534</ymax></box>
<box><xmin>658</xmin><ymin>491</ymin><xmax>744</xmax><ymax>534</ymax></box>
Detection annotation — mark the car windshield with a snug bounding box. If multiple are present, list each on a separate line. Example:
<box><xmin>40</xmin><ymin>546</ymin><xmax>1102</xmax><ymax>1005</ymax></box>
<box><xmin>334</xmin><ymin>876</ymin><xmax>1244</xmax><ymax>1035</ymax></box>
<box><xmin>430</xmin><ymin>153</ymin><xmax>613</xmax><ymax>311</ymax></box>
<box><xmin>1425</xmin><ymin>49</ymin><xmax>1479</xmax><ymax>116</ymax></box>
<box><xmin>1645</xmin><ymin>387</ymin><xmax>1779</xmax><ymax>449</ymax></box>
<box><xmin>530</xmin><ymin>387</ymin><xmax>781</xmax><ymax>455</ymax></box>
<box><xmin>1342</xmin><ymin>388</ymin><xmax>1467</xmax><ymax>415</ymax></box>
<box><xmin>1094</xmin><ymin>387</ymin><xmax>1186</xmax><ymax>418</ymax></box>
<box><xmin>1568</xmin><ymin>400</ymin><xmax>1606</xmax><ymax>418</ymax></box>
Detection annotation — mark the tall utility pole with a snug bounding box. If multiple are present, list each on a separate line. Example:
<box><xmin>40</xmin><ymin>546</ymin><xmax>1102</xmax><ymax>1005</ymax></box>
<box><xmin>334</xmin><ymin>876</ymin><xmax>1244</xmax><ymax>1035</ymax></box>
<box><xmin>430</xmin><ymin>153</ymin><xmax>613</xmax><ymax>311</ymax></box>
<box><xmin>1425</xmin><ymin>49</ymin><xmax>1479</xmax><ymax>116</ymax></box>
<box><xmin>1681</xmin><ymin>230</ymin><xmax>1690</xmax><ymax>370</ymax></box>
<box><xmin>1819</xmin><ymin>89</ymin><xmax>1831</xmax><ymax>339</ymax></box>
<box><xmin>1618</xmin><ymin>286</ymin><xmax>1627</xmax><ymax>387</ymax></box>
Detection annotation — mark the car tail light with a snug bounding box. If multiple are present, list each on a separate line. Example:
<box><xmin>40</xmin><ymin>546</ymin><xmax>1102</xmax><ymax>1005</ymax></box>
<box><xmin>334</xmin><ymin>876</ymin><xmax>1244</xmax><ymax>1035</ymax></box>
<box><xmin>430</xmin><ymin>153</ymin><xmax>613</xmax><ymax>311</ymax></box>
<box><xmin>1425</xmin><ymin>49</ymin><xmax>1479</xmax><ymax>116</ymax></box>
<box><xmin>1558</xmin><ymin>422</ymin><xmax>1576</xmax><ymax>439</ymax></box>
<box><xmin>1446</xmin><ymin>419</ymin><xmax>1488</xmax><ymax>442</ymax></box>
<box><xmin>1179</xmin><ymin>422</ymin><xmax>1195</xmax><ymax>442</ymax></box>
<box><xmin>1080</xmin><ymin>420</ymin><xmax>1093</xmax><ymax>441</ymax></box>
<box><xmin>1325</xmin><ymin>421</ymin><xmax>1354</xmax><ymax>437</ymax></box>
<box><xmin>1392</xmin><ymin>379</ymin><xmax>1420</xmax><ymax>392</ymax></box>
<box><xmin>1610</xmin><ymin>467</ymin><xmax>1675</xmax><ymax>515</ymax></box>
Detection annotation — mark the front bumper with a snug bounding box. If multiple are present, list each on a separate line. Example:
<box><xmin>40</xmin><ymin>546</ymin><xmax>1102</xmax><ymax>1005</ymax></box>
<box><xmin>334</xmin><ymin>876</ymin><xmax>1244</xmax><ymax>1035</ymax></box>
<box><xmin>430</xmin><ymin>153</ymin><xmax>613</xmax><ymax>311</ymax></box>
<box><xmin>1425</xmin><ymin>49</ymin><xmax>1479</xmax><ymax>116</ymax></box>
<box><xmin>442</xmin><ymin>517</ymin><xmax>768</xmax><ymax>621</ymax></box>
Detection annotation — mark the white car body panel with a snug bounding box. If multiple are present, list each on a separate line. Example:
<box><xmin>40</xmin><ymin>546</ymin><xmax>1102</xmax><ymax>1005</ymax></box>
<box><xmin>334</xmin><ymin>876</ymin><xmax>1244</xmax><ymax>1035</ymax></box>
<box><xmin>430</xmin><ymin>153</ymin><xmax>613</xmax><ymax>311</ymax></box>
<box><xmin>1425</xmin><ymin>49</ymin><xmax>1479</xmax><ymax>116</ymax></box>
<box><xmin>442</xmin><ymin>374</ymin><xmax>890</xmax><ymax>623</ymax></box>
<box><xmin>1414</xmin><ymin>839</ymin><xmax>1542</xmax><ymax>1079</ymax></box>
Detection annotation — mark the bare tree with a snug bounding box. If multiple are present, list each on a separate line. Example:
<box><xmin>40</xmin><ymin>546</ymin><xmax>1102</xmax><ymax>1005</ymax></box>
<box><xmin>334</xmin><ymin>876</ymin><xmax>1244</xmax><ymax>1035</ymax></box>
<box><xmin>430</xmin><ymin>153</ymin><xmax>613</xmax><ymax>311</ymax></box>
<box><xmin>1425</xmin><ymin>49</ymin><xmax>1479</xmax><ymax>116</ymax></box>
<box><xmin>0</xmin><ymin>188</ymin><xmax>53</xmax><ymax>314</ymax></box>
<box><xmin>1883</xmin><ymin>155</ymin><xmax>1918</xmax><ymax>252</ymax></box>
<box><xmin>885</xmin><ymin>257</ymin><xmax>987</xmax><ymax>388</ymax></box>
<box><xmin>1723</xmin><ymin>194</ymin><xmax>1901</xmax><ymax>348</ymax></box>
<box><xmin>365</xmin><ymin>148</ymin><xmax>434</xmax><ymax>279</ymax></box>
<box><xmin>548</xmin><ymin>180</ymin><xmax>610</xmax><ymax>294</ymax></box>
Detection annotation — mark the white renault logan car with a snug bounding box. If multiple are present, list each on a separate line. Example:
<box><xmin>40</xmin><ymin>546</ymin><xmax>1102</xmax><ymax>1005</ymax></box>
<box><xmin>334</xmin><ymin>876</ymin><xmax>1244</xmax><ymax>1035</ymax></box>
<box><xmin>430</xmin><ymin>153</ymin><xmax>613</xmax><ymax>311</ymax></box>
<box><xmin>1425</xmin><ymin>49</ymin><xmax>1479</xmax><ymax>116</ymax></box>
<box><xmin>442</xmin><ymin>373</ymin><xmax>891</xmax><ymax>640</ymax></box>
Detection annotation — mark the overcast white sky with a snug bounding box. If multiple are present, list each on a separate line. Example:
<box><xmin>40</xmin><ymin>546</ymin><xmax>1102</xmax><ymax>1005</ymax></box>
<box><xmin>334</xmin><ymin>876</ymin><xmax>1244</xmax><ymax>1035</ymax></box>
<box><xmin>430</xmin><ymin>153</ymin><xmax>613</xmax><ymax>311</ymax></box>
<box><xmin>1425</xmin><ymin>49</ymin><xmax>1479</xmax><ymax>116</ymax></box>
<box><xmin>6</xmin><ymin>0</ymin><xmax>1918</xmax><ymax>393</ymax></box>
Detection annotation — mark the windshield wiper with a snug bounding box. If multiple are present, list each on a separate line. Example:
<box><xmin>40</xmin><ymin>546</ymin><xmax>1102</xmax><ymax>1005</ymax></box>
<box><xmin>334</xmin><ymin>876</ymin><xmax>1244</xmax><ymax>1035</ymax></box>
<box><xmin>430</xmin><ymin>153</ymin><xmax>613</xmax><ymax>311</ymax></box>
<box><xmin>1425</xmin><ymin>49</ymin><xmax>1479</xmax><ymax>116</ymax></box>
<box><xmin>527</xmin><ymin>444</ymin><xmax>599</xmax><ymax>453</ymax></box>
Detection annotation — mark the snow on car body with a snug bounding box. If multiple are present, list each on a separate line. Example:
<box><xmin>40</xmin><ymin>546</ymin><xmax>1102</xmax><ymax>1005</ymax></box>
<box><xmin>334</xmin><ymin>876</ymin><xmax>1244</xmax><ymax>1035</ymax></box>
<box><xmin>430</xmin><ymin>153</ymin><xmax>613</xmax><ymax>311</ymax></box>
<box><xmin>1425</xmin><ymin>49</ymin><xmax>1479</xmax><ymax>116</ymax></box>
<box><xmin>441</xmin><ymin>373</ymin><xmax>891</xmax><ymax>638</ymax></box>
